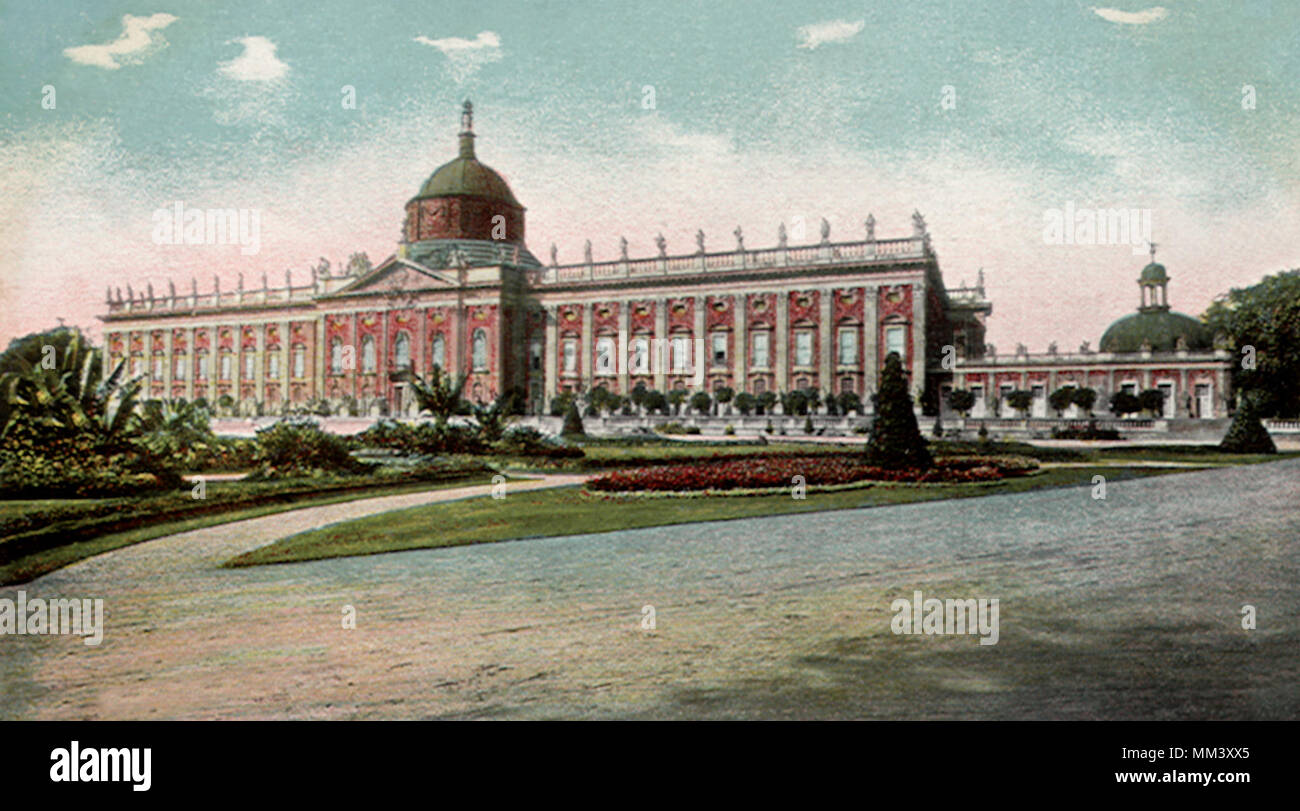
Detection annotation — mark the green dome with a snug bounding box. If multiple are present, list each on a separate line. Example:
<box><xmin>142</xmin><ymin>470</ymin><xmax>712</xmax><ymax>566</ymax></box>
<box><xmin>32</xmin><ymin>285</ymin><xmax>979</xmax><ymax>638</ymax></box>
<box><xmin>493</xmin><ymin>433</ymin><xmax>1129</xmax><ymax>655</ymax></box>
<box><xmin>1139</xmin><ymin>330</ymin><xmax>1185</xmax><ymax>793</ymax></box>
<box><xmin>1099</xmin><ymin>309</ymin><xmax>1210</xmax><ymax>353</ymax></box>
<box><xmin>412</xmin><ymin>148</ymin><xmax>520</xmax><ymax>207</ymax></box>
<box><xmin>1139</xmin><ymin>262</ymin><xmax>1168</xmax><ymax>283</ymax></box>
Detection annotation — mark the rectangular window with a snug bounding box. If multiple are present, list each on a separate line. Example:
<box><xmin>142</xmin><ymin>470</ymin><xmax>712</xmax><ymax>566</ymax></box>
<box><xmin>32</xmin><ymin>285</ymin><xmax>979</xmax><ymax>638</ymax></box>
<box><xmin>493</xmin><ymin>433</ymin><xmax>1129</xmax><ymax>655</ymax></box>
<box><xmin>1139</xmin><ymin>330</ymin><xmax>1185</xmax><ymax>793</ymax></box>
<box><xmin>711</xmin><ymin>333</ymin><xmax>727</xmax><ymax>367</ymax></box>
<box><xmin>562</xmin><ymin>339</ymin><xmax>577</xmax><ymax>373</ymax></box>
<box><xmin>530</xmin><ymin>341</ymin><xmax>542</xmax><ymax>372</ymax></box>
<box><xmin>267</xmin><ymin>353</ymin><xmax>280</xmax><ymax>379</ymax></box>
<box><xmin>293</xmin><ymin>346</ymin><xmax>306</xmax><ymax>379</ymax></box>
<box><xmin>152</xmin><ymin>355</ymin><xmax>164</xmax><ymax>378</ymax></box>
<box><xmin>173</xmin><ymin>355</ymin><xmax>186</xmax><ymax>380</ymax></box>
<box><xmin>197</xmin><ymin>354</ymin><xmax>209</xmax><ymax>379</ymax></box>
<box><xmin>794</xmin><ymin>332</ymin><xmax>813</xmax><ymax>367</ymax></box>
<box><xmin>751</xmin><ymin>332</ymin><xmax>770</xmax><ymax>368</ymax></box>
<box><xmin>885</xmin><ymin>325</ymin><xmax>906</xmax><ymax>360</ymax></box>
<box><xmin>838</xmin><ymin>328</ymin><xmax>858</xmax><ymax>365</ymax></box>
<box><xmin>595</xmin><ymin>337</ymin><xmax>616</xmax><ymax>375</ymax></box>
<box><xmin>242</xmin><ymin>353</ymin><xmax>255</xmax><ymax>380</ymax></box>
<box><xmin>671</xmin><ymin>336</ymin><xmax>691</xmax><ymax>373</ymax></box>
<box><xmin>219</xmin><ymin>354</ymin><xmax>232</xmax><ymax>381</ymax></box>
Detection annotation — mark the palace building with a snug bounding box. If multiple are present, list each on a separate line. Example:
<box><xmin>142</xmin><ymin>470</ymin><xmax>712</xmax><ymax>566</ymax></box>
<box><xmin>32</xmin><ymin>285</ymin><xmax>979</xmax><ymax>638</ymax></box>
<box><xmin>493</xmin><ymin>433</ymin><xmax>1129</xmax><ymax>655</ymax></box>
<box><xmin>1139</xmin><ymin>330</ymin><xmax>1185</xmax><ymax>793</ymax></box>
<box><xmin>100</xmin><ymin>101</ymin><xmax>992</xmax><ymax>417</ymax></box>
<box><xmin>100</xmin><ymin>102</ymin><xmax>1229</xmax><ymax>422</ymax></box>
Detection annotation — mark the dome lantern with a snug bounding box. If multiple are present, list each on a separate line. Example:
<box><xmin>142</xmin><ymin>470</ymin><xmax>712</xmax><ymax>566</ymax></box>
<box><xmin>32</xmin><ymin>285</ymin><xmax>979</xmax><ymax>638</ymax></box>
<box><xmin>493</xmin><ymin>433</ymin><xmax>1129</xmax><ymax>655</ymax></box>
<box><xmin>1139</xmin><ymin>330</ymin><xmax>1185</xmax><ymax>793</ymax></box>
<box><xmin>1099</xmin><ymin>249</ymin><xmax>1211</xmax><ymax>353</ymax></box>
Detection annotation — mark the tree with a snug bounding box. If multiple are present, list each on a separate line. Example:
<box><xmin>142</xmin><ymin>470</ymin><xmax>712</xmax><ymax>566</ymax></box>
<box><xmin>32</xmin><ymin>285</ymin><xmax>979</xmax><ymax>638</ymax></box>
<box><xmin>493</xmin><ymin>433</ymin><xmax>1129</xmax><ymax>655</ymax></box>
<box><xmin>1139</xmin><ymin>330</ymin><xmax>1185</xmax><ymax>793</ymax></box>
<box><xmin>1048</xmin><ymin>387</ymin><xmax>1076</xmax><ymax>417</ymax></box>
<box><xmin>782</xmin><ymin>389</ymin><xmax>809</xmax><ymax>416</ymax></box>
<box><xmin>690</xmin><ymin>391</ymin><xmax>711</xmax><ymax>415</ymax></box>
<box><xmin>1204</xmin><ymin>269</ymin><xmax>1300</xmax><ymax>417</ymax></box>
<box><xmin>561</xmin><ymin>402</ymin><xmax>585</xmax><ymax>437</ymax></box>
<box><xmin>630</xmin><ymin>382</ymin><xmax>648</xmax><ymax>414</ymax></box>
<box><xmin>713</xmin><ymin>386</ymin><xmax>734</xmax><ymax>414</ymax></box>
<box><xmin>837</xmin><ymin>391</ymin><xmax>863</xmax><ymax>415</ymax></box>
<box><xmin>864</xmin><ymin>352</ymin><xmax>932</xmax><ymax>470</ymax></box>
<box><xmin>733</xmin><ymin>392</ymin><xmax>756</xmax><ymax>415</ymax></box>
<box><xmin>398</xmin><ymin>365</ymin><xmax>465</xmax><ymax>425</ymax></box>
<box><xmin>1005</xmin><ymin>389</ymin><xmax>1034</xmax><ymax>417</ymax></box>
<box><xmin>946</xmin><ymin>389</ymin><xmax>976</xmax><ymax>417</ymax></box>
<box><xmin>1109</xmin><ymin>391</ymin><xmax>1141</xmax><ymax>417</ymax></box>
<box><xmin>1071</xmin><ymin>387</ymin><xmax>1098</xmax><ymax>416</ymax></box>
<box><xmin>1137</xmin><ymin>388</ymin><xmax>1165</xmax><ymax>417</ymax></box>
<box><xmin>642</xmin><ymin>389</ymin><xmax>667</xmax><ymax>415</ymax></box>
<box><xmin>0</xmin><ymin>326</ymin><xmax>87</xmax><ymax>375</ymax></box>
<box><xmin>666</xmin><ymin>389</ymin><xmax>688</xmax><ymax>415</ymax></box>
<box><xmin>471</xmin><ymin>392</ymin><xmax>516</xmax><ymax>443</ymax></box>
<box><xmin>1219</xmin><ymin>396</ymin><xmax>1276</xmax><ymax>454</ymax></box>
<box><xmin>756</xmin><ymin>391</ymin><xmax>777</xmax><ymax>415</ymax></box>
<box><xmin>823</xmin><ymin>389</ymin><xmax>838</xmax><ymax>416</ymax></box>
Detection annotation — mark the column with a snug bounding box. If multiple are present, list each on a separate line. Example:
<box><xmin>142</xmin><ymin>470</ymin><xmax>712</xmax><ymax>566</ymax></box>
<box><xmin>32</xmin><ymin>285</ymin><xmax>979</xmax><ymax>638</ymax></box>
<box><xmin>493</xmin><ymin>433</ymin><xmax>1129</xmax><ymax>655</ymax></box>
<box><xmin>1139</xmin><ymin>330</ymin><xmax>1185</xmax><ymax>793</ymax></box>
<box><xmin>543</xmin><ymin>305</ymin><xmax>558</xmax><ymax>402</ymax></box>
<box><xmin>580</xmin><ymin>301</ymin><xmax>593</xmax><ymax>390</ymax></box>
<box><xmin>280</xmin><ymin>320</ymin><xmax>292</xmax><ymax>405</ymax></box>
<box><xmin>185</xmin><ymin>327</ymin><xmax>196</xmax><ymax>402</ymax></box>
<box><xmin>775</xmin><ymin>290</ymin><xmax>789</xmax><ymax>393</ymax></box>
<box><xmin>911</xmin><ymin>279</ymin><xmax>927</xmax><ymax>402</ymax></box>
<box><xmin>255</xmin><ymin>324</ymin><xmax>266</xmax><ymax>407</ymax></box>
<box><xmin>818</xmin><ymin>289</ymin><xmax>833</xmax><ymax>404</ymax></box>
<box><xmin>734</xmin><ymin>294</ymin><xmax>747</xmax><ymax>393</ymax></box>
<box><xmin>162</xmin><ymin>329</ymin><xmax>174</xmax><ymax>400</ymax></box>
<box><xmin>693</xmin><ymin>294</ymin><xmax>705</xmax><ymax>388</ymax></box>
<box><xmin>207</xmin><ymin>324</ymin><xmax>218</xmax><ymax>406</ymax></box>
<box><xmin>617</xmin><ymin>302</ymin><xmax>630</xmax><ymax>394</ymax></box>
<box><xmin>862</xmin><ymin>285</ymin><xmax>878</xmax><ymax>400</ymax></box>
<box><xmin>1178</xmin><ymin>368</ymin><xmax>1188</xmax><ymax>418</ymax></box>
<box><xmin>653</xmin><ymin>297</ymin><xmax>667</xmax><ymax>392</ymax></box>
<box><xmin>451</xmin><ymin>305</ymin><xmax>464</xmax><ymax>378</ymax></box>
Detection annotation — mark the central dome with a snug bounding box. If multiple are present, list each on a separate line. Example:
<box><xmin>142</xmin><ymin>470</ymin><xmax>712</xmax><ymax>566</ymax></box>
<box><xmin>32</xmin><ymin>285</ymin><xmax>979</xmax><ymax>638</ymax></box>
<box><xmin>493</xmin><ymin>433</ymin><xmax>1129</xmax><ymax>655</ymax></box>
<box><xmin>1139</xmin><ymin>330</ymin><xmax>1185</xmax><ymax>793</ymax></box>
<box><xmin>412</xmin><ymin>145</ymin><xmax>520</xmax><ymax>207</ymax></box>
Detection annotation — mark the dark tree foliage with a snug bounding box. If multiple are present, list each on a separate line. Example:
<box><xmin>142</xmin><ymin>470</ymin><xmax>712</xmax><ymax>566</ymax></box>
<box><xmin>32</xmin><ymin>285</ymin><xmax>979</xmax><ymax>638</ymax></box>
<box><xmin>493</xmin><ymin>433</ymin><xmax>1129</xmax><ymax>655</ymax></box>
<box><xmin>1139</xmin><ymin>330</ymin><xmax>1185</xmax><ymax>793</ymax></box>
<box><xmin>864</xmin><ymin>352</ymin><xmax>932</xmax><ymax>470</ymax></box>
<box><xmin>1204</xmin><ymin>269</ymin><xmax>1300</xmax><ymax>418</ymax></box>
<box><xmin>1110</xmin><ymin>391</ymin><xmax>1141</xmax><ymax>417</ymax></box>
<box><xmin>946</xmin><ymin>389</ymin><xmax>976</xmax><ymax>416</ymax></box>
<box><xmin>561</xmin><ymin>402</ymin><xmax>586</xmax><ymax>437</ymax></box>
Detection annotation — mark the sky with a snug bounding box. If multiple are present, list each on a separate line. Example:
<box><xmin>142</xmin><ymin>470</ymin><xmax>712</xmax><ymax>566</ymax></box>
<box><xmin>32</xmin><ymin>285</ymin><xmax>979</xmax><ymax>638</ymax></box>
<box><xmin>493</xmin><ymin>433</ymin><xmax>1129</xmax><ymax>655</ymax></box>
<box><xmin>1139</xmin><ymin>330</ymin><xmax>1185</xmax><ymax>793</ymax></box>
<box><xmin>1</xmin><ymin>0</ymin><xmax>1298</xmax><ymax>351</ymax></box>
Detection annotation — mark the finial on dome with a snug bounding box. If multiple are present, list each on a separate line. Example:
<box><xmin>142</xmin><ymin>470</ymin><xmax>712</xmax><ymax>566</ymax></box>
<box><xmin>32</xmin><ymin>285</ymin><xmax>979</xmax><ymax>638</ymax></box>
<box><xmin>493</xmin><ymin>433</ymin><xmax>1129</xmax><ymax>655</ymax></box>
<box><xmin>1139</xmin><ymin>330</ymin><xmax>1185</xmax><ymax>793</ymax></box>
<box><xmin>458</xmin><ymin>100</ymin><xmax>476</xmax><ymax>159</ymax></box>
<box><xmin>1148</xmin><ymin>240</ymin><xmax>1158</xmax><ymax>263</ymax></box>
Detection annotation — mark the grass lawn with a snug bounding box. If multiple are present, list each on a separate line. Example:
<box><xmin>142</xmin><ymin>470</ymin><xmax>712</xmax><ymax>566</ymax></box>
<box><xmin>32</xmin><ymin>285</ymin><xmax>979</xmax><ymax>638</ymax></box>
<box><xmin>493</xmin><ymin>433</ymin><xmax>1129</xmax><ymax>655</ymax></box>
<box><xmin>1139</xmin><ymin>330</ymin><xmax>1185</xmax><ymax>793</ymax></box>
<box><xmin>225</xmin><ymin>464</ymin><xmax>1199</xmax><ymax>569</ymax></box>
<box><xmin>0</xmin><ymin>474</ymin><xmax>499</xmax><ymax>585</ymax></box>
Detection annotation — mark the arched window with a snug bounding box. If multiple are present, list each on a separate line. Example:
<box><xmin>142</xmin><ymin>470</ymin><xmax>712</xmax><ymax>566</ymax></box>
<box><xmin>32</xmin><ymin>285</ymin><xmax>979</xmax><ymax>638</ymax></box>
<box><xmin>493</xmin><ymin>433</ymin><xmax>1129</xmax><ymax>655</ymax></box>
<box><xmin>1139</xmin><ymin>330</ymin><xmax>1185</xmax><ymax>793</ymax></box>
<box><xmin>471</xmin><ymin>329</ymin><xmax>487</xmax><ymax>370</ymax></box>
<box><xmin>330</xmin><ymin>338</ymin><xmax>344</xmax><ymax>374</ymax></box>
<box><xmin>394</xmin><ymin>332</ymin><xmax>411</xmax><ymax>370</ymax></box>
<box><xmin>361</xmin><ymin>336</ymin><xmax>376</xmax><ymax>373</ymax></box>
<box><xmin>430</xmin><ymin>334</ymin><xmax>446</xmax><ymax>371</ymax></box>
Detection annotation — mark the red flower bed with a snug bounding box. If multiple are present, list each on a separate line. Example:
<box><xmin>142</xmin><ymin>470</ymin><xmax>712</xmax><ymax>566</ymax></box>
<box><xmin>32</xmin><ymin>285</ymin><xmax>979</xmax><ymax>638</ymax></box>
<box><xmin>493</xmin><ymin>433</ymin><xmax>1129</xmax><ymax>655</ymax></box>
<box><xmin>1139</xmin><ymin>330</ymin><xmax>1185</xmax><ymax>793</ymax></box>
<box><xmin>586</xmin><ymin>455</ymin><xmax>1037</xmax><ymax>492</ymax></box>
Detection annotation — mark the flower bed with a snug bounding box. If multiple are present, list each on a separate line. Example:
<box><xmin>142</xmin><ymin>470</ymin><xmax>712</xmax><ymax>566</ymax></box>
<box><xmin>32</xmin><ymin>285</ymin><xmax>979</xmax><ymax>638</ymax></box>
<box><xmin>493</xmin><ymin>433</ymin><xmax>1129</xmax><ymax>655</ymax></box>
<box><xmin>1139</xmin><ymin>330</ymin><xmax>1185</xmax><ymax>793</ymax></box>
<box><xmin>585</xmin><ymin>455</ymin><xmax>1038</xmax><ymax>492</ymax></box>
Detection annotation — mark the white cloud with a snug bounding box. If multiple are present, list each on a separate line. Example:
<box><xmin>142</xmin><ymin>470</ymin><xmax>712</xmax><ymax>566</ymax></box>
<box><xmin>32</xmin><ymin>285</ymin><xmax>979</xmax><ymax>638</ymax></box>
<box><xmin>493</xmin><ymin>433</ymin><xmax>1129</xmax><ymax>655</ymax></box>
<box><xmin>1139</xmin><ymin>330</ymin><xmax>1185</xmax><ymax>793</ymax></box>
<box><xmin>796</xmin><ymin>19</ymin><xmax>865</xmax><ymax>50</ymax></box>
<box><xmin>63</xmin><ymin>13</ymin><xmax>178</xmax><ymax>70</ymax></box>
<box><xmin>414</xmin><ymin>31</ymin><xmax>503</xmax><ymax>82</ymax></box>
<box><xmin>1091</xmin><ymin>6</ymin><xmax>1170</xmax><ymax>25</ymax></box>
<box><xmin>218</xmin><ymin>36</ymin><xmax>289</xmax><ymax>82</ymax></box>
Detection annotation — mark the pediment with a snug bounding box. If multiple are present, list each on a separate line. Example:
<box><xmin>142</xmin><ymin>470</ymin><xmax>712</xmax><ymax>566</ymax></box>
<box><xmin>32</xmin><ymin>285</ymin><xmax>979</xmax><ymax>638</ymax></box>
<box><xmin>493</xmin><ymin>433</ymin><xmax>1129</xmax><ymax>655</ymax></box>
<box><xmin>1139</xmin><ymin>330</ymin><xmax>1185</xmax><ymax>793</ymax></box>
<box><xmin>328</xmin><ymin>257</ymin><xmax>457</xmax><ymax>297</ymax></box>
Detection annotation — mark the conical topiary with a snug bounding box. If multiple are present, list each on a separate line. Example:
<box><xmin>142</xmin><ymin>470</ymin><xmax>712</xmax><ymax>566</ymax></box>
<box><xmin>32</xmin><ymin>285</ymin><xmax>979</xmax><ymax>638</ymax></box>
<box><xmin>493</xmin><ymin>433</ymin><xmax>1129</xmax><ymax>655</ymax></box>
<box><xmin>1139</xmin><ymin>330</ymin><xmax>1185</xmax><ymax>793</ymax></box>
<box><xmin>561</xmin><ymin>401</ymin><xmax>586</xmax><ymax>437</ymax></box>
<box><xmin>865</xmin><ymin>352</ymin><xmax>933</xmax><ymax>469</ymax></box>
<box><xmin>1219</xmin><ymin>398</ymin><xmax>1276</xmax><ymax>454</ymax></box>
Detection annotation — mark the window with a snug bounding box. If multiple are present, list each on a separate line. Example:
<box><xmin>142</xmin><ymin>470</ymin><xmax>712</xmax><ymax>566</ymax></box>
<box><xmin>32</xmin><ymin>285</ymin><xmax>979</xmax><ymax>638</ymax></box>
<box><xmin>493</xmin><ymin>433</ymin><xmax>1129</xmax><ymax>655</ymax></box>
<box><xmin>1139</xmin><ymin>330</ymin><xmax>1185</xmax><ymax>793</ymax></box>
<box><xmin>711</xmin><ymin>333</ymin><xmax>727</xmax><ymax>367</ymax></box>
<box><xmin>751</xmin><ymin>332</ymin><xmax>770</xmax><ymax>368</ymax></box>
<box><xmin>197</xmin><ymin>353</ymin><xmax>209</xmax><ymax>379</ymax></box>
<box><xmin>219</xmin><ymin>353</ymin><xmax>232</xmax><ymax>381</ymax></box>
<box><xmin>595</xmin><ymin>337</ymin><xmax>616</xmax><ymax>375</ymax></box>
<box><xmin>840</xmin><ymin>377</ymin><xmax>854</xmax><ymax>394</ymax></box>
<box><xmin>838</xmin><ymin>328</ymin><xmax>858</xmax><ymax>365</ymax></box>
<box><xmin>753</xmin><ymin>378</ymin><xmax>766</xmax><ymax>394</ymax></box>
<box><xmin>173</xmin><ymin>355</ymin><xmax>186</xmax><ymax>380</ymax></box>
<box><xmin>267</xmin><ymin>352</ymin><xmax>280</xmax><ymax>379</ymax></box>
<box><xmin>330</xmin><ymin>339</ymin><xmax>345</xmax><ymax>374</ymax></box>
<box><xmin>471</xmin><ymin>329</ymin><xmax>487</xmax><ymax>370</ymax></box>
<box><xmin>152</xmin><ymin>355</ymin><xmax>164</xmax><ymax>378</ymax></box>
<box><xmin>630</xmin><ymin>337</ymin><xmax>649</xmax><ymax>374</ymax></box>
<box><xmin>242</xmin><ymin>353</ymin><xmax>255</xmax><ymax>380</ymax></box>
<box><xmin>430</xmin><ymin>335</ymin><xmax>445</xmax><ymax>371</ymax></box>
<box><xmin>562</xmin><ymin>339</ymin><xmax>577</xmax><ymax>373</ymax></box>
<box><xmin>131</xmin><ymin>356</ymin><xmax>141</xmax><ymax>376</ymax></box>
<box><xmin>794</xmin><ymin>332</ymin><xmax>813</xmax><ymax>367</ymax></box>
<box><xmin>292</xmin><ymin>345</ymin><xmax>306</xmax><ymax>379</ymax></box>
<box><xmin>361</xmin><ymin>336</ymin><xmax>376</xmax><ymax>373</ymax></box>
<box><xmin>671</xmin><ymin>336</ymin><xmax>691</xmax><ymax>373</ymax></box>
<box><xmin>885</xmin><ymin>325</ymin><xmax>906</xmax><ymax>360</ymax></box>
<box><xmin>529</xmin><ymin>340</ymin><xmax>542</xmax><ymax>372</ymax></box>
<box><xmin>394</xmin><ymin>332</ymin><xmax>411</xmax><ymax>370</ymax></box>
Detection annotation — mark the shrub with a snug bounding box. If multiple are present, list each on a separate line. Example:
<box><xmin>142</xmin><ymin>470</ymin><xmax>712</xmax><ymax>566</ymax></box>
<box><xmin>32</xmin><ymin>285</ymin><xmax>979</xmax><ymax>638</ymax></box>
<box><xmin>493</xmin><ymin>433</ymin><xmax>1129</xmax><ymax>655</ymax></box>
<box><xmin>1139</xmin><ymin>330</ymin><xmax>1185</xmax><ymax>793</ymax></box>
<box><xmin>1005</xmin><ymin>390</ymin><xmax>1034</xmax><ymax>416</ymax></box>
<box><xmin>690</xmin><ymin>391</ymin><xmax>712</xmax><ymax>415</ymax></box>
<box><xmin>837</xmin><ymin>391</ymin><xmax>863</xmax><ymax>416</ymax></box>
<box><xmin>494</xmin><ymin>425</ymin><xmax>584</xmax><ymax>458</ymax></box>
<box><xmin>946</xmin><ymin>389</ymin><xmax>976</xmax><ymax>417</ymax></box>
<box><xmin>803</xmin><ymin>416</ymin><xmax>814</xmax><ymax>434</ymax></box>
<box><xmin>1219</xmin><ymin>399</ymin><xmax>1276</xmax><ymax>454</ymax></box>
<box><xmin>1072</xmin><ymin>387</ymin><xmax>1098</xmax><ymax>415</ymax></box>
<box><xmin>561</xmin><ymin>402</ymin><xmax>586</xmax><ymax>437</ymax></box>
<box><xmin>733</xmin><ymin>393</ymin><xmax>756</xmax><ymax>415</ymax></box>
<box><xmin>865</xmin><ymin>352</ymin><xmax>932</xmax><ymax>470</ymax></box>
<box><xmin>724</xmin><ymin>424</ymin><xmax>735</xmax><ymax>436</ymax></box>
<box><xmin>249</xmin><ymin>418</ymin><xmax>370</xmax><ymax>479</ymax></box>
<box><xmin>1110</xmin><ymin>391</ymin><xmax>1141</xmax><ymax>417</ymax></box>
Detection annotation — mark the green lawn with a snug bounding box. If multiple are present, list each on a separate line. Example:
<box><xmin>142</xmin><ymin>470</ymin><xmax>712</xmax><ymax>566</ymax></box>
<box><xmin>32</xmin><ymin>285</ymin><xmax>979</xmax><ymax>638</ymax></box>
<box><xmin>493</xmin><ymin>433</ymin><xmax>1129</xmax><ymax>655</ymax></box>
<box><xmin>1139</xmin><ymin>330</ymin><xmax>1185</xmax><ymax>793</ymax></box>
<box><xmin>0</xmin><ymin>474</ymin><xmax>498</xmax><ymax>585</ymax></box>
<box><xmin>225</xmin><ymin>465</ymin><xmax>1198</xmax><ymax>569</ymax></box>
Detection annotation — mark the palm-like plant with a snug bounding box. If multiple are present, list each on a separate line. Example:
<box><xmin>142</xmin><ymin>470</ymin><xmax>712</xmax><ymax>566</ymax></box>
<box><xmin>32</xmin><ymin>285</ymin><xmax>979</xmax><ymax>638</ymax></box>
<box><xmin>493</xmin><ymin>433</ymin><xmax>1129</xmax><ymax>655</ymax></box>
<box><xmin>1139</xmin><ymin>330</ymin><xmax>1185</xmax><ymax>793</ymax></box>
<box><xmin>399</xmin><ymin>365</ymin><xmax>466</xmax><ymax>425</ymax></box>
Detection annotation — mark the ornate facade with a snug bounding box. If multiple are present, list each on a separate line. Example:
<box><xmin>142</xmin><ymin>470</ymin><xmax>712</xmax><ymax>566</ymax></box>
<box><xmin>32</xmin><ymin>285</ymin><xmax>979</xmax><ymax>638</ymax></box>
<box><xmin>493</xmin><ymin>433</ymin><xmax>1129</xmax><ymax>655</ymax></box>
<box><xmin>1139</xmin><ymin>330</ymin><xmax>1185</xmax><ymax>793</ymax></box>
<box><xmin>100</xmin><ymin>102</ymin><xmax>992</xmax><ymax>416</ymax></box>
